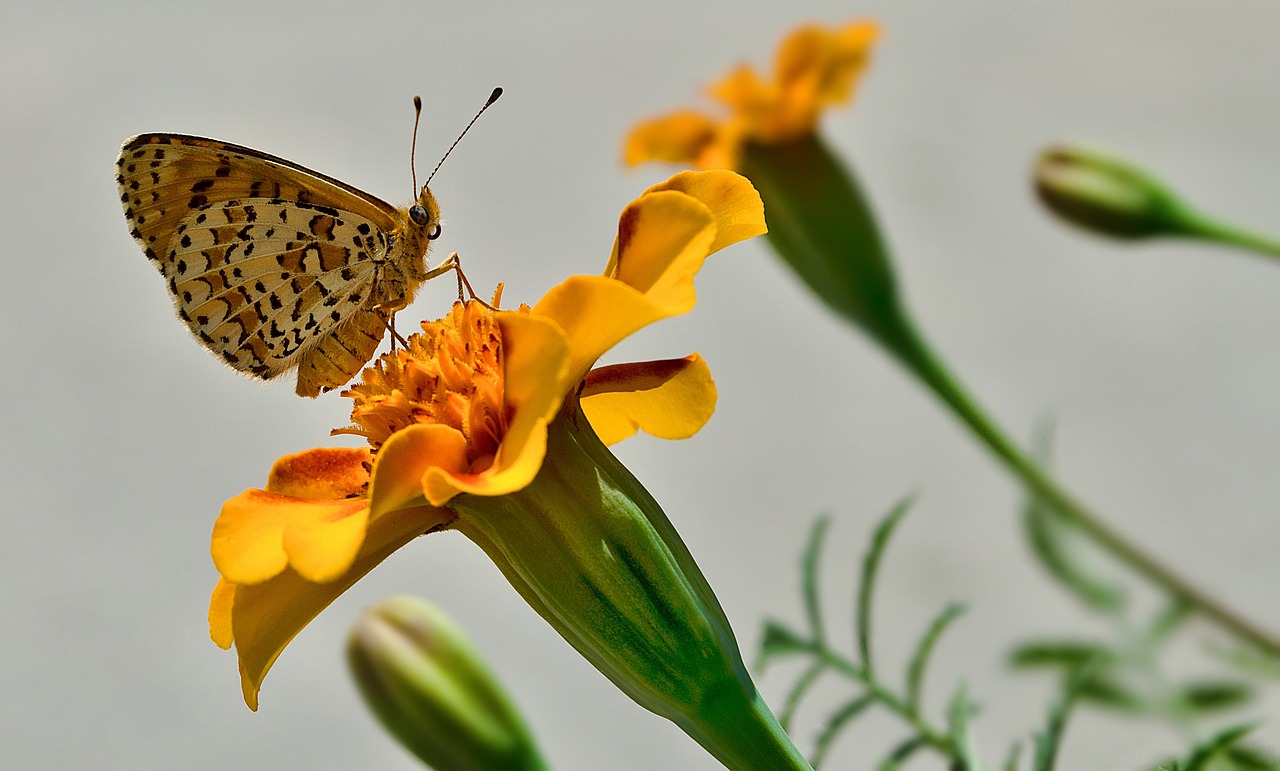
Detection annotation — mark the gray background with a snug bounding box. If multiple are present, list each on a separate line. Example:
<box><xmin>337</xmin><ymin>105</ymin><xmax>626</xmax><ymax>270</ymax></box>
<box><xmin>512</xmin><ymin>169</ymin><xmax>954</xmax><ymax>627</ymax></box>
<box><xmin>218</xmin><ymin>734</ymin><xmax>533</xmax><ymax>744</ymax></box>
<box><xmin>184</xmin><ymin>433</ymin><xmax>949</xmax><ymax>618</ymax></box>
<box><xmin>3</xmin><ymin>1</ymin><xmax>1278</xmax><ymax>768</ymax></box>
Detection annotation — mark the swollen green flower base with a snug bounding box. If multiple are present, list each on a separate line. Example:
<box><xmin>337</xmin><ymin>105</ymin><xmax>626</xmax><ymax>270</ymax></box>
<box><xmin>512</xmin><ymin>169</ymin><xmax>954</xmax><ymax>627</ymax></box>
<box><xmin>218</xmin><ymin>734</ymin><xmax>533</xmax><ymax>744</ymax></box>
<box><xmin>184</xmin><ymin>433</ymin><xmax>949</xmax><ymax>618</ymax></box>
<box><xmin>450</xmin><ymin>403</ymin><xmax>812</xmax><ymax>771</ymax></box>
<box><xmin>741</xmin><ymin>136</ymin><xmax>902</xmax><ymax>350</ymax></box>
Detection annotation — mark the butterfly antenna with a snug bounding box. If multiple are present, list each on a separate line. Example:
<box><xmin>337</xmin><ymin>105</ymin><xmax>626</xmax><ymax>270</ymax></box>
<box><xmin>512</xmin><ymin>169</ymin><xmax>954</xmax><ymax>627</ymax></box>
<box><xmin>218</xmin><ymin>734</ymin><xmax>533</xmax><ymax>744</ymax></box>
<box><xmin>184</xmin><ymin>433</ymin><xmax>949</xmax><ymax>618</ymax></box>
<box><xmin>410</xmin><ymin>95</ymin><xmax>424</xmax><ymax>197</ymax></box>
<box><xmin>424</xmin><ymin>87</ymin><xmax>503</xmax><ymax>188</ymax></box>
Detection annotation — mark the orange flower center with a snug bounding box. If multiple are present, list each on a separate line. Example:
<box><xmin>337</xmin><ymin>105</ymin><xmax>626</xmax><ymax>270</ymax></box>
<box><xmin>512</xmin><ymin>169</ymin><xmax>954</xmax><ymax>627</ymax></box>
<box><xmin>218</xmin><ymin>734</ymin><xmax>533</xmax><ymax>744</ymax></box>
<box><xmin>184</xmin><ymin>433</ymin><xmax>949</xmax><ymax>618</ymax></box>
<box><xmin>335</xmin><ymin>300</ymin><xmax>508</xmax><ymax>474</ymax></box>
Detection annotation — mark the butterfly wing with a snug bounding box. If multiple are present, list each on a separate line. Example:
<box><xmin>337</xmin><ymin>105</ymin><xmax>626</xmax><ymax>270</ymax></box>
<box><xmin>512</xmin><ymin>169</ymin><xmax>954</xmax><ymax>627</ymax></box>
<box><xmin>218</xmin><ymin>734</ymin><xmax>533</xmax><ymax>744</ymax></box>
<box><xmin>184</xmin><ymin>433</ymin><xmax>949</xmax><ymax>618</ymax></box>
<box><xmin>117</xmin><ymin>134</ymin><xmax>411</xmax><ymax>396</ymax></box>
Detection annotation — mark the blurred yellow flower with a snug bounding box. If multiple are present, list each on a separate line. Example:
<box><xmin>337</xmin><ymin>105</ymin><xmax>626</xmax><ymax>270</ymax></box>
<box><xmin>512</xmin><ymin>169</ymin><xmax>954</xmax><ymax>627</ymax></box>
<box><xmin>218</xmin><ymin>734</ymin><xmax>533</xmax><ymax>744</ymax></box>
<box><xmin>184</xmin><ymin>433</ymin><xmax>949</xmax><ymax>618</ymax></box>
<box><xmin>625</xmin><ymin>21</ymin><xmax>878</xmax><ymax>170</ymax></box>
<box><xmin>208</xmin><ymin>170</ymin><xmax>766</xmax><ymax>709</ymax></box>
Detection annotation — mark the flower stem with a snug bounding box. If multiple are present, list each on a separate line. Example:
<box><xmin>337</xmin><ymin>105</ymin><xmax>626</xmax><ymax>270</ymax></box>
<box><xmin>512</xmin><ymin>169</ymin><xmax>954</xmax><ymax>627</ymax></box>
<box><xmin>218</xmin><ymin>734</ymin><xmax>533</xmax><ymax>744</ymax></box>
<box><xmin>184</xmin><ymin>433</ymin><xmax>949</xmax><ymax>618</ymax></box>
<box><xmin>880</xmin><ymin>313</ymin><xmax>1280</xmax><ymax>656</ymax></box>
<box><xmin>1177</xmin><ymin>210</ymin><xmax>1280</xmax><ymax>261</ymax></box>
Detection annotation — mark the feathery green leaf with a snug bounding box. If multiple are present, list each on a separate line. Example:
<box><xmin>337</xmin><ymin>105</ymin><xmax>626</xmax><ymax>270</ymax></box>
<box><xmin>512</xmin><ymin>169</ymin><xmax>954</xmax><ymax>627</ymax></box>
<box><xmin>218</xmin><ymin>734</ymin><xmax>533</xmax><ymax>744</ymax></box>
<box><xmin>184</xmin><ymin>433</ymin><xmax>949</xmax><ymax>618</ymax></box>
<box><xmin>858</xmin><ymin>495</ymin><xmax>914</xmax><ymax>676</ymax></box>
<box><xmin>812</xmin><ymin>695</ymin><xmax>876</xmax><ymax>768</ymax></box>
<box><xmin>877</xmin><ymin>736</ymin><xmax>928</xmax><ymax>770</ymax></box>
<box><xmin>758</xmin><ymin>620</ymin><xmax>812</xmax><ymax>666</ymax></box>
<box><xmin>907</xmin><ymin>603</ymin><xmax>965</xmax><ymax>714</ymax></box>
<box><xmin>804</xmin><ymin>516</ymin><xmax>831</xmax><ymax>645</ymax></box>
<box><xmin>1021</xmin><ymin>421</ymin><xmax>1124</xmax><ymax>612</ymax></box>
<box><xmin>1008</xmin><ymin>641</ymin><xmax>1115</xmax><ymax>671</ymax></box>
<box><xmin>1175</xmin><ymin>680</ymin><xmax>1252</xmax><ymax>713</ymax></box>
<box><xmin>778</xmin><ymin>660</ymin><xmax>827</xmax><ymax>732</ymax></box>
<box><xmin>1181</xmin><ymin>724</ymin><xmax>1256</xmax><ymax>771</ymax></box>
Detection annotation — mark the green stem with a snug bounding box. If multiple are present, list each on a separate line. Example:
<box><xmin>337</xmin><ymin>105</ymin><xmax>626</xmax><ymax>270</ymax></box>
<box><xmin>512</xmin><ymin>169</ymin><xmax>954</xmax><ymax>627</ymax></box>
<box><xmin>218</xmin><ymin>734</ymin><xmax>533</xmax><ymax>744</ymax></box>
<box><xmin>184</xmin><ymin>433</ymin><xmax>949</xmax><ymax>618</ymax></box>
<box><xmin>1177</xmin><ymin>210</ymin><xmax>1280</xmax><ymax>260</ymax></box>
<box><xmin>881</xmin><ymin>312</ymin><xmax>1280</xmax><ymax>656</ymax></box>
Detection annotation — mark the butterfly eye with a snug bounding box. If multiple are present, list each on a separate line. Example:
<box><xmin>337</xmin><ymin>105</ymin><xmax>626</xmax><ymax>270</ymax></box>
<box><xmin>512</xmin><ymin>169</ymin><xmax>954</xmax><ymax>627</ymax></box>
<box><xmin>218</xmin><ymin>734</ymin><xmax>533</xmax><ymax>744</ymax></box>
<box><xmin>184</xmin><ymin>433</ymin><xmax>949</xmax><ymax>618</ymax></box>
<box><xmin>428</xmin><ymin>223</ymin><xmax>442</xmax><ymax>240</ymax></box>
<box><xmin>409</xmin><ymin>204</ymin><xmax>430</xmax><ymax>226</ymax></box>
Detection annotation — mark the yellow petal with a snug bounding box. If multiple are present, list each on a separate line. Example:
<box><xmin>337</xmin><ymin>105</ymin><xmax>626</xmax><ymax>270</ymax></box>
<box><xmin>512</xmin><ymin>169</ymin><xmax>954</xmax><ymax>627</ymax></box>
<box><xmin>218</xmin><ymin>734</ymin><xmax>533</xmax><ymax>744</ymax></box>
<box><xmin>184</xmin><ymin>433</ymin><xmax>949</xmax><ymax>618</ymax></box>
<box><xmin>421</xmin><ymin>313</ymin><xmax>569</xmax><ymax>503</ymax></box>
<box><xmin>774</xmin><ymin>22</ymin><xmax>878</xmax><ymax>113</ymax></box>
<box><xmin>368</xmin><ymin>423</ymin><xmax>470</xmax><ymax>515</ymax></box>
<box><xmin>606</xmin><ymin>190</ymin><xmax>717</xmax><ymax>317</ymax></box>
<box><xmin>641</xmin><ymin>170</ymin><xmax>767</xmax><ymax>255</ymax></box>
<box><xmin>211</xmin><ymin>490</ymin><xmax>371</xmax><ymax>585</ymax></box>
<box><xmin>533</xmin><ymin>275</ymin><xmax>667</xmax><ymax>387</ymax></box>
<box><xmin>623</xmin><ymin>110</ymin><xmax>718</xmax><ymax>166</ymax></box>
<box><xmin>210</xmin><ymin>491</ymin><xmax>291</xmax><ymax>584</ymax></box>
<box><xmin>218</xmin><ymin>505</ymin><xmax>441</xmax><ymax>711</ymax></box>
<box><xmin>694</xmin><ymin>126</ymin><xmax>744</xmax><ymax>172</ymax></box>
<box><xmin>280</xmin><ymin>503</ymin><xmax>371</xmax><ymax>583</ymax></box>
<box><xmin>209</xmin><ymin>577</ymin><xmax>235</xmax><ymax>650</ymax></box>
<box><xmin>580</xmin><ymin>354</ymin><xmax>717</xmax><ymax>445</ymax></box>
<box><xmin>266</xmin><ymin>447</ymin><xmax>371</xmax><ymax>499</ymax></box>
<box><xmin>825</xmin><ymin>21</ymin><xmax>879</xmax><ymax>104</ymax></box>
<box><xmin>422</xmin><ymin>418</ymin><xmax>549</xmax><ymax>504</ymax></box>
<box><xmin>709</xmin><ymin>64</ymin><xmax>774</xmax><ymax>113</ymax></box>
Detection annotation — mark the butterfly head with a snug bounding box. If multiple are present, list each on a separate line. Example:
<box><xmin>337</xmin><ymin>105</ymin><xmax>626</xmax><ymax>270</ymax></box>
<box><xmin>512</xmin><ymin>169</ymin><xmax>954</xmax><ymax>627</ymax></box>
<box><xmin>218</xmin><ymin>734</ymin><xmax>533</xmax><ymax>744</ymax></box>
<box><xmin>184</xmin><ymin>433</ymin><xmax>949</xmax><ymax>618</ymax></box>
<box><xmin>408</xmin><ymin>186</ymin><xmax>442</xmax><ymax>241</ymax></box>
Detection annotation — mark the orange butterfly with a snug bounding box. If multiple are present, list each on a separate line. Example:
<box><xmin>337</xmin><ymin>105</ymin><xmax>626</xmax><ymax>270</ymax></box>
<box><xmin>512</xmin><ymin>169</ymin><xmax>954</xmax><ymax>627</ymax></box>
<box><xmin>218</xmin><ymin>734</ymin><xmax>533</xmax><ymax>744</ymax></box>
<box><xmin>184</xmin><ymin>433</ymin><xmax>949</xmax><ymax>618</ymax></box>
<box><xmin>117</xmin><ymin>90</ymin><xmax>499</xmax><ymax>397</ymax></box>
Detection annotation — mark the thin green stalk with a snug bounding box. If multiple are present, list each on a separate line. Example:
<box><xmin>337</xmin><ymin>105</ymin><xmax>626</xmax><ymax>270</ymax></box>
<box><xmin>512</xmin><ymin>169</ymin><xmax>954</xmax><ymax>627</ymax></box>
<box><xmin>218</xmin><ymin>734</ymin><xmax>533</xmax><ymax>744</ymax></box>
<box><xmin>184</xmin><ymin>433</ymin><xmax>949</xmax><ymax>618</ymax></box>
<box><xmin>881</xmin><ymin>312</ymin><xmax>1280</xmax><ymax>656</ymax></box>
<box><xmin>1177</xmin><ymin>210</ymin><xmax>1280</xmax><ymax>260</ymax></box>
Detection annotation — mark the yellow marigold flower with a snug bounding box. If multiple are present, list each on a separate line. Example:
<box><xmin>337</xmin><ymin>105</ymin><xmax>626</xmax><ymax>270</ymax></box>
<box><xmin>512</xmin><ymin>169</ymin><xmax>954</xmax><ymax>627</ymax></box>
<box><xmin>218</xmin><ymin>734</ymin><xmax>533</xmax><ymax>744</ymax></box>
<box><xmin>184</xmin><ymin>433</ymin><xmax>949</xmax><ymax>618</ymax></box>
<box><xmin>625</xmin><ymin>21</ymin><xmax>878</xmax><ymax>170</ymax></box>
<box><xmin>209</xmin><ymin>169</ymin><xmax>764</xmax><ymax>711</ymax></box>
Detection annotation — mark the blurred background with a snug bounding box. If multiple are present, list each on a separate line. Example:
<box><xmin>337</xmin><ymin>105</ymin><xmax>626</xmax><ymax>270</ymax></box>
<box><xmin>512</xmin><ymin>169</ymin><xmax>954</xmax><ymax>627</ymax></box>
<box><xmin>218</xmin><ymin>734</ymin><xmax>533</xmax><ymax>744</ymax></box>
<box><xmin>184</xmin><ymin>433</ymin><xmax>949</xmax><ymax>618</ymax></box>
<box><xmin>3</xmin><ymin>1</ymin><xmax>1279</xmax><ymax>767</ymax></box>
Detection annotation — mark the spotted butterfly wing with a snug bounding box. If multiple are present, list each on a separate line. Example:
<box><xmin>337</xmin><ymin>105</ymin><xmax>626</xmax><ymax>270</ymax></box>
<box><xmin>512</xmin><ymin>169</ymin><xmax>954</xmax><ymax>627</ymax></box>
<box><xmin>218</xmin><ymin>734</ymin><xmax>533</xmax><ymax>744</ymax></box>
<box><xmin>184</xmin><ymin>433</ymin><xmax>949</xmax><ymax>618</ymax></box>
<box><xmin>116</xmin><ymin>133</ymin><xmax>443</xmax><ymax>397</ymax></box>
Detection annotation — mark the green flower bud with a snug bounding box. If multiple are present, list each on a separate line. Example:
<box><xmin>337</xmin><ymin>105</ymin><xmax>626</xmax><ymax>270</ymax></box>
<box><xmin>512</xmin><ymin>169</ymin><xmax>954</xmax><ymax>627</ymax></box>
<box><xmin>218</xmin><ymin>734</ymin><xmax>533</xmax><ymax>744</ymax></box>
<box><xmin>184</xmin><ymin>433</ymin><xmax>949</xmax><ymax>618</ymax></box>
<box><xmin>347</xmin><ymin>596</ymin><xmax>548</xmax><ymax>771</ymax></box>
<box><xmin>1034</xmin><ymin>145</ymin><xmax>1187</xmax><ymax>239</ymax></box>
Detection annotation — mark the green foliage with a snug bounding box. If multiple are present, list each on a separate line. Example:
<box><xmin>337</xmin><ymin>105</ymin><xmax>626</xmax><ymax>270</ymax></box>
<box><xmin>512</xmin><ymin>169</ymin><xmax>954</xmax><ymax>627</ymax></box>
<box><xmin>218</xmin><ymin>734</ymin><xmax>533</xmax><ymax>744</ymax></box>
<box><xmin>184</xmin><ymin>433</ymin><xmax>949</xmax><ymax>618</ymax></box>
<box><xmin>759</xmin><ymin>620</ymin><xmax>814</xmax><ymax>662</ymax></box>
<box><xmin>1218</xmin><ymin>743</ymin><xmax>1280</xmax><ymax>771</ymax></box>
<box><xmin>811</xmin><ymin>695</ymin><xmax>874</xmax><ymax>768</ymax></box>
<box><xmin>858</xmin><ymin>496</ymin><xmax>913</xmax><ymax>676</ymax></box>
<box><xmin>763</xmin><ymin>494</ymin><xmax>1278</xmax><ymax>770</ymax></box>
<box><xmin>1150</xmin><ymin>724</ymin><xmax>1257</xmax><ymax>770</ymax></box>
<box><xmin>804</xmin><ymin>515</ymin><xmax>831</xmax><ymax>647</ymax></box>
<box><xmin>1008</xmin><ymin>641</ymin><xmax>1115</xmax><ymax>670</ymax></box>
<box><xmin>878</xmin><ymin>736</ymin><xmax>928</xmax><ymax>770</ymax></box>
<box><xmin>1021</xmin><ymin>421</ymin><xmax>1124</xmax><ymax>613</ymax></box>
<box><xmin>948</xmin><ymin>684</ymin><xmax>986</xmax><ymax>771</ymax></box>
<box><xmin>1031</xmin><ymin>665</ymin><xmax>1092</xmax><ymax>771</ymax></box>
<box><xmin>907</xmin><ymin>603</ymin><xmax>966</xmax><ymax>714</ymax></box>
<box><xmin>778</xmin><ymin>662</ymin><xmax>825</xmax><ymax>732</ymax></box>
<box><xmin>1176</xmin><ymin>681</ymin><xmax>1253</xmax><ymax>714</ymax></box>
<box><xmin>1009</xmin><ymin>425</ymin><xmax>1276</xmax><ymax>768</ymax></box>
<box><xmin>758</xmin><ymin>502</ymin><xmax>966</xmax><ymax>767</ymax></box>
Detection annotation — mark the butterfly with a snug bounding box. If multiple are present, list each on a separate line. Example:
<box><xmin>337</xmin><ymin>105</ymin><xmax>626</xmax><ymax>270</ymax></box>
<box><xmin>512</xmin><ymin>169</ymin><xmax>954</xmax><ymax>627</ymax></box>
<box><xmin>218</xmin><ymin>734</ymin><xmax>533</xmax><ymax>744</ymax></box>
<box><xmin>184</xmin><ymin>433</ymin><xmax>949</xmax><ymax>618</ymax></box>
<box><xmin>116</xmin><ymin>90</ymin><xmax>500</xmax><ymax>397</ymax></box>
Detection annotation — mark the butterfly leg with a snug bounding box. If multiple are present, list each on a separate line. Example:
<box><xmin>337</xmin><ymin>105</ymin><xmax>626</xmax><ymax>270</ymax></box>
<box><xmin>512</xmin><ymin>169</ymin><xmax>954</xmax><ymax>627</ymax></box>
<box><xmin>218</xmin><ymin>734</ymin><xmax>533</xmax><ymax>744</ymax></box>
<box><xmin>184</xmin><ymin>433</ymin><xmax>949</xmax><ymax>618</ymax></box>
<box><xmin>385</xmin><ymin>315</ymin><xmax>410</xmax><ymax>350</ymax></box>
<box><xmin>366</xmin><ymin>266</ymin><xmax>408</xmax><ymax>351</ymax></box>
<box><xmin>424</xmin><ymin>252</ymin><xmax>496</xmax><ymax>310</ymax></box>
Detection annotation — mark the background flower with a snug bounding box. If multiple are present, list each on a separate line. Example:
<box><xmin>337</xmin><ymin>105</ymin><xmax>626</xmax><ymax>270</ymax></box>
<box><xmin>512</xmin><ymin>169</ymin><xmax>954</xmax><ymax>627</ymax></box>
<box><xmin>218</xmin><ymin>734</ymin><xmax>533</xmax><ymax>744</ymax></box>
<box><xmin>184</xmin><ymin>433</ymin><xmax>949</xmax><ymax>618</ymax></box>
<box><xmin>624</xmin><ymin>21</ymin><xmax>877</xmax><ymax>169</ymax></box>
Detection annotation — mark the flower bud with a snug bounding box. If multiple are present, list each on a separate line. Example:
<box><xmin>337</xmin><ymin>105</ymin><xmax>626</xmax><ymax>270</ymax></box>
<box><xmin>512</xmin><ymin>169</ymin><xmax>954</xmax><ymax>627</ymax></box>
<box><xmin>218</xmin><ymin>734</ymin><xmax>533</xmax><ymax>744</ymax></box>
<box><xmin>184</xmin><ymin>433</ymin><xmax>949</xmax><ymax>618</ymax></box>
<box><xmin>1034</xmin><ymin>145</ymin><xmax>1188</xmax><ymax>239</ymax></box>
<box><xmin>347</xmin><ymin>596</ymin><xmax>547</xmax><ymax>771</ymax></box>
